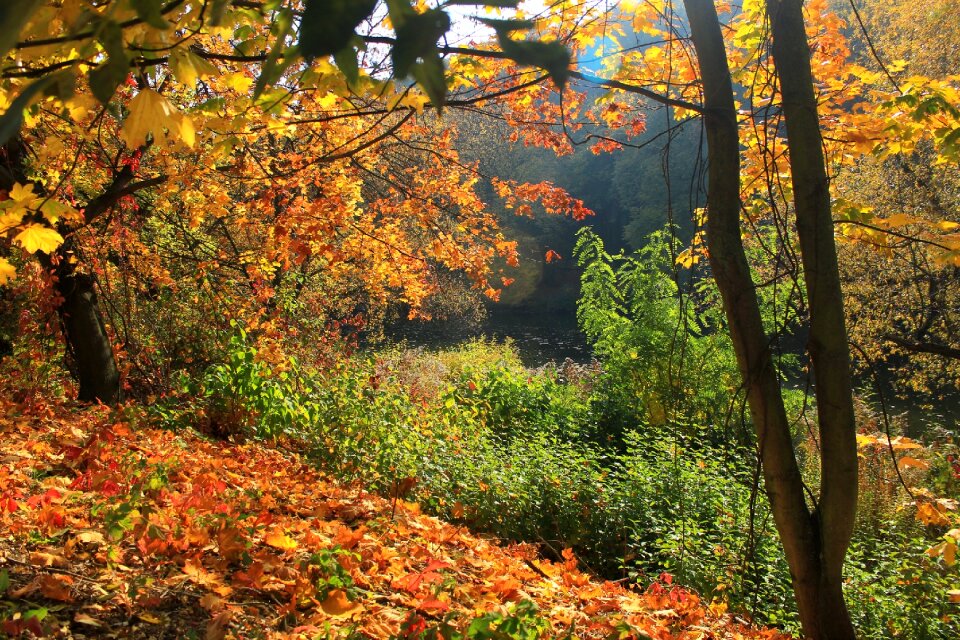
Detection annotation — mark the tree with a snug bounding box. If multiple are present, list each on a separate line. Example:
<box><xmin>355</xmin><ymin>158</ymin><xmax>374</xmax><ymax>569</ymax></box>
<box><xmin>830</xmin><ymin>0</ymin><xmax>960</xmax><ymax>394</ymax></box>
<box><xmin>0</xmin><ymin>0</ymin><xmax>589</xmax><ymax>401</ymax></box>
<box><xmin>681</xmin><ymin>1</ymin><xmax>858</xmax><ymax>634</ymax></box>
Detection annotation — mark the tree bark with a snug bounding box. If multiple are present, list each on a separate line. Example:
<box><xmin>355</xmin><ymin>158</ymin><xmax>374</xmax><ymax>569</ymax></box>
<box><xmin>766</xmin><ymin>0</ymin><xmax>858</xmax><ymax>636</ymax></box>
<box><xmin>682</xmin><ymin>1</ymin><xmax>857</xmax><ymax>637</ymax></box>
<box><xmin>51</xmin><ymin>243</ymin><xmax>121</xmax><ymax>403</ymax></box>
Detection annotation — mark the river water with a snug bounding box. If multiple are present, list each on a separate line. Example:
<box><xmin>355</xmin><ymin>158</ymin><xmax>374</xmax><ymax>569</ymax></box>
<box><xmin>385</xmin><ymin>307</ymin><xmax>593</xmax><ymax>367</ymax></box>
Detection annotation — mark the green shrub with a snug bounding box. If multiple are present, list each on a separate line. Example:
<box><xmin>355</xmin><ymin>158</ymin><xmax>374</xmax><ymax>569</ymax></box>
<box><xmin>573</xmin><ymin>227</ymin><xmax>741</xmax><ymax>447</ymax></box>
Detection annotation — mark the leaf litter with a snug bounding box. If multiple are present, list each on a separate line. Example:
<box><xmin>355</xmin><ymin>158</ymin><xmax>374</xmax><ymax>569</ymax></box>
<box><xmin>0</xmin><ymin>393</ymin><xmax>791</xmax><ymax>639</ymax></box>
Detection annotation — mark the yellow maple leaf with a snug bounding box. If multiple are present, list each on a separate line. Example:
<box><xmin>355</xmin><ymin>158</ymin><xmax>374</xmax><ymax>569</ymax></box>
<box><xmin>40</xmin><ymin>199</ymin><xmax>83</xmax><ymax>226</ymax></box>
<box><xmin>120</xmin><ymin>89</ymin><xmax>194</xmax><ymax>148</ymax></box>
<box><xmin>264</xmin><ymin>529</ymin><xmax>298</xmax><ymax>551</ymax></box>
<box><xmin>0</xmin><ymin>210</ymin><xmax>24</xmax><ymax>234</ymax></box>
<box><xmin>13</xmin><ymin>224</ymin><xmax>64</xmax><ymax>254</ymax></box>
<box><xmin>917</xmin><ymin>502</ymin><xmax>951</xmax><ymax>527</ymax></box>
<box><xmin>169</xmin><ymin>48</ymin><xmax>219</xmax><ymax>88</ymax></box>
<box><xmin>0</xmin><ymin>257</ymin><xmax>16</xmax><ymax>285</ymax></box>
<box><xmin>9</xmin><ymin>182</ymin><xmax>42</xmax><ymax>207</ymax></box>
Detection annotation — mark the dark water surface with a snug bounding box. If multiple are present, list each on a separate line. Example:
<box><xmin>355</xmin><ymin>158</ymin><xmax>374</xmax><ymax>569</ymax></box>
<box><xmin>385</xmin><ymin>307</ymin><xmax>593</xmax><ymax>367</ymax></box>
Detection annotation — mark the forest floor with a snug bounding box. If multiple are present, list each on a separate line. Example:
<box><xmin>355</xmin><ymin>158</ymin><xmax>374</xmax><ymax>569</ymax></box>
<box><xmin>0</xmin><ymin>390</ymin><xmax>790</xmax><ymax>639</ymax></box>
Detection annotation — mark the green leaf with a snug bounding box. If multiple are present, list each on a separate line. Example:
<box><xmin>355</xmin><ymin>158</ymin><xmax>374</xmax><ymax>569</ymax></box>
<box><xmin>476</xmin><ymin>17</ymin><xmax>533</xmax><ymax>32</ymax></box>
<box><xmin>0</xmin><ymin>0</ymin><xmax>43</xmax><ymax>60</ymax></box>
<box><xmin>496</xmin><ymin>35</ymin><xmax>570</xmax><ymax>89</ymax></box>
<box><xmin>333</xmin><ymin>46</ymin><xmax>360</xmax><ymax>86</ymax></box>
<box><xmin>24</xmin><ymin>607</ymin><xmax>48</xmax><ymax>622</ymax></box>
<box><xmin>89</xmin><ymin>20</ymin><xmax>130</xmax><ymax>103</ymax></box>
<box><xmin>392</xmin><ymin>8</ymin><xmax>450</xmax><ymax>78</ymax></box>
<box><xmin>130</xmin><ymin>0</ymin><xmax>170</xmax><ymax>30</ymax></box>
<box><xmin>253</xmin><ymin>8</ymin><xmax>294</xmax><ymax>98</ymax></box>
<box><xmin>209</xmin><ymin>0</ymin><xmax>229</xmax><ymax>27</ymax></box>
<box><xmin>410</xmin><ymin>54</ymin><xmax>447</xmax><ymax>112</ymax></box>
<box><xmin>0</xmin><ymin>568</ymin><xmax>9</xmax><ymax>593</ymax></box>
<box><xmin>299</xmin><ymin>0</ymin><xmax>377</xmax><ymax>59</ymax></box>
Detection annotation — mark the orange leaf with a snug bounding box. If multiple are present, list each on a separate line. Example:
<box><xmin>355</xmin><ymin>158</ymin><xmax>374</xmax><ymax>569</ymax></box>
<box><xmin>319</xmin><ymin>589</ymin><xmax>363</xmax><ymax>617</ymax></box>
<box><xmin>917</xmin><ymin>502</ymin><xmax>951</xmax><ymax>527</ymax></box>
<box><xmin>898</xmin><ymin>456</ymin><xmax>930</xmax><ymax>470</ymax></box>
<box><xmin>264</xmin><ymin>529</ymin><xmax>298</xmax><ymax>552</ymax></box>
<box><xmin>39</xmin><ymin>574</ymin><xmax>74</xmax><ymax>602</ymax></box>
<box><xmin>418</xmin><ymin>597</ymin><xmax>451</xmax><ymax>612</ymax></box>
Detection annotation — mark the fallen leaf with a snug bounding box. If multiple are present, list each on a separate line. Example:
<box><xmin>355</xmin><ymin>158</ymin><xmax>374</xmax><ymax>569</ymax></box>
<box><xmin>74</xmin><ymin>613</ymin><xmax>101</xmax><ymax>626</ymax></box>
<box><xmin>39</xmin><ymin>574</ymin><xmax>73</xmax><ymax>602</ymax></box>
<box><xmin>319</xmin><ymin>589</ymin><xmax>363</xmax><ymax>617</ymax></box>
<box><xmin>205</xmin><ymin>610</ymin><xmax>233</xmax><ymax>640</ymax></box>
<box><xmin>138</xmin><ymin>612</ymin><xmax>163</xmax><ymax>624</ymax></box>
<box><xmin>29</xmin><ymin>551</ymin><xmax>70</xmax><ymax>568</ymax></box>
<box><xmin>264</xmin><ymin>529</ymin><xmax>298</xmax><ymax>551</ymax></box>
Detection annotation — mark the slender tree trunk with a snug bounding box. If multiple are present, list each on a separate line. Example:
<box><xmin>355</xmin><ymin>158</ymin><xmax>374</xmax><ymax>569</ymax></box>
<box><xmin>682</xmin><ymin>1</ymin><xmax>857</xmax><ymax>637</ymax></box>
<box><xmin>766</xmin><ymin>0</ymin><xmax>859</xmax><ymax>635</ymax></box>
<box><xmin>2</xmin><ymin>138</ymin><xmax>121</xmax><ymax>404</ymax></box>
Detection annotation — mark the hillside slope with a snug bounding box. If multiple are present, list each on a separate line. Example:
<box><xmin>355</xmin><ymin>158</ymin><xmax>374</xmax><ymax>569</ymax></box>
<box><xmin>0</xmin><ymin>393</ymin><xmax>788</xmax><ymax>639</ymax></box>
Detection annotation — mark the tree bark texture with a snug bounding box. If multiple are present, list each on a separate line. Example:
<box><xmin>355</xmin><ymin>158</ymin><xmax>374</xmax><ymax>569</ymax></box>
<box><xmin>682</xmin><ymin>1</ymin><xmax>857</xmax><ymax>637</ymax></box>
<box><xmin>766</xmin><ymin>0</ymin><xmax>858</xmax><ymax>635</ymax></box>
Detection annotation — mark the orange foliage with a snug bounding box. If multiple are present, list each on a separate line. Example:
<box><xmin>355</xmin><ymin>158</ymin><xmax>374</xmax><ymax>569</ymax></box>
<box><xmin>0</xmin><ymin>389</ymin><xmax>791</xmax><ymax>639</ymax></box>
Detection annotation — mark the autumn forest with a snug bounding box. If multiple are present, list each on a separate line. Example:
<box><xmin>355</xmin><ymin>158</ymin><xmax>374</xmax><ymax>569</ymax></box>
<box><xmin>1</xmin><ymin>1</ymin><xmax>959</xmax><ymax>638</ymax></box>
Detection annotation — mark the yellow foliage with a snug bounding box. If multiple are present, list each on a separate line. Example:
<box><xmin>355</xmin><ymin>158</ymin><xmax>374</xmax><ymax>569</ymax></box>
<box><xmin>13</xmin><ymin>224</ymin><xmax>64</xmax><ymax>254</ymax></box>
<box><xmin>0</xmin><ymin>257</ymin><xmax>16</xmax><ymax>285</ymax></box>
<box><xmin>120</xmin><ymin>89</ymin><xmax>195</xmax><ymax>148</ymax></box>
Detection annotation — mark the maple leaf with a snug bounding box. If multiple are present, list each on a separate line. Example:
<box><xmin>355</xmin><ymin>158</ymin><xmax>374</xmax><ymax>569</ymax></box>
<box><xmin>120</xmin><ymin>89</ymin><xmax>195</xmax><ymax>148</ymax></box>
<box><xmin>264</xmin><ymin>528</ymin><xmax>298</xmax><ymax>551</ymax></box>
<box><xmin>9</xmin><ymin>183</ymin><xmax>41</xmax><ymax>208</ymax></box>
<box><xmin>319</xmin><ymin>589</ymin><xmax>364</xmax><ymax>617</ymax></box>
<box><xmin>13</xmin><ymin>224</ymin><xmax>64</xmax><ymax>254</ymax></box>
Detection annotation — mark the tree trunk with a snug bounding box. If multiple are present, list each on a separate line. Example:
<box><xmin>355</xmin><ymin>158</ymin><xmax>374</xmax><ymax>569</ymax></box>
<box><xmin>766</xmin><ymin>0</ymin><xmax>858</xmax><ymax>635</ymax></box>
<box><xmin>51</xmin><ymin>242</ymin><xmax>121</xmax><ymax>403</ymax></box>
<box><xmin>682</xmin><ymin>1</ymin><xmax>857</xmax><ymax>637</ymax></box>
<box><xmin>1</xmin><ymin>138</ymin><xmax>121</xmax><ymax>404</ymax></box>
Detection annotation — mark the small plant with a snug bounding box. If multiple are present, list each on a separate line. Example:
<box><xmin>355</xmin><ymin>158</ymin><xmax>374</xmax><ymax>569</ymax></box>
<box><xmin>309</xmin><ymin>547</ymin><xmax>359</xmax><ymax>600</ymax></box>
<box><xmin>392</xmin><ymin>600</ymin><xmax>554</xmax><ymax>640</ymax></box>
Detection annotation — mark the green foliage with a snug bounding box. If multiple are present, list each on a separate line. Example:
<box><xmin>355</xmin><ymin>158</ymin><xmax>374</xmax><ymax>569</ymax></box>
<box><xmin>309</xmin><ymin>547</ymin><xmax>359</xmax><ymax>600</ymax></box>
<box><xmin>574</xmin><ymin>227</ymin><xmax>740</xmax><ymax>444</ymax></box>
<box><xmin>845</xmin><ymin>531</ymin><xmax>958</xmax><ymax>639</ymax></box>
<box><xmin>393</xmin><ymin>600</ymin><xmax>555</xmax><ymax>640</ymax></box>
<box><xmin>155</xmin><ymin>325</ymin><xmax>311</xmax><ymax>440</ymax></box>
<box><xmin>157</xmin><ymin>311</ymin><xmax>959</xmax><ymax>638</ymax></box>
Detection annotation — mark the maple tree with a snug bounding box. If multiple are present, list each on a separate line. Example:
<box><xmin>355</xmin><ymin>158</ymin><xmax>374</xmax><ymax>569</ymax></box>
<box><xmin>0</xmin><ymin>0</ymin><xmax>595</xmax><ymax>402</ymax></box>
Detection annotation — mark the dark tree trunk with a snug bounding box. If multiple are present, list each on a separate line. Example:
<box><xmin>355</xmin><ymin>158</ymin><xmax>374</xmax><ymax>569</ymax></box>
<box><xmin>766</xmin><ymin>0</ymin><xmax>858</xmax><ymax>635</ymax></box>
<box><xmin>51</xmin><ymin>243</ymin><xmax>121</xmax><ymax>403</ymax></box>
<box><xmin>2</xmin><ymin>138</ymin><xmax>121</xmax><ymax>404</ymax></box>
<box><xmin>681</xmin><ymin>1</ymin><xmax>857</xmax><ymax>637</ymax></box>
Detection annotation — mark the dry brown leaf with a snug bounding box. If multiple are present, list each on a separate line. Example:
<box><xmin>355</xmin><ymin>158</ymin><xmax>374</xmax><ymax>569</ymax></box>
<box><xmin>39</xmin><ymin>574</ymin><xmax>74</xmax><ymax>602</ymax></box>
<box><xmin>205</xmin><ymin>610</ymin><xmax>233</xmax><ymax>640</ymax></box>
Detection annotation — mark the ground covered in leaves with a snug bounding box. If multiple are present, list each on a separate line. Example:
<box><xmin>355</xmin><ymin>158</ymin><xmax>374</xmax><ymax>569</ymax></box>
<box><xmin>0</xmin><ymin>393</ymin><xmax>790</xmax><ymax>639</ymax></box>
